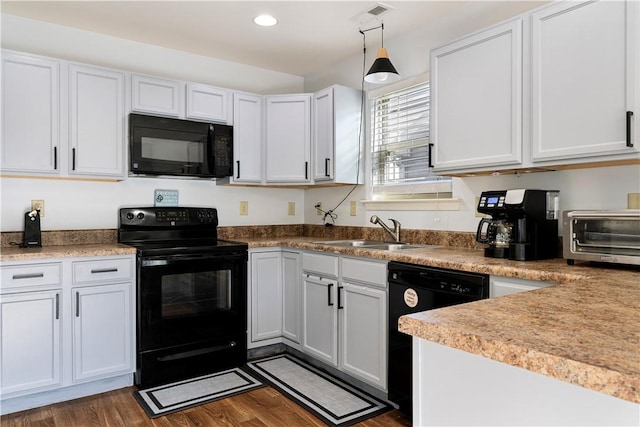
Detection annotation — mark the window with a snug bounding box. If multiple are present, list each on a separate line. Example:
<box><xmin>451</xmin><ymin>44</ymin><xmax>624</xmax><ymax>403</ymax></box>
<box><xmin>370</xmin><ymin>80</ymin><xmax>451</xmax><ymax>200</ymax></box>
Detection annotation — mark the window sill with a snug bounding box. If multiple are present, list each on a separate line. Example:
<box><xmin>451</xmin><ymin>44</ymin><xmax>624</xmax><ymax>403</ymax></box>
<box><xmin>361</xmin><ymin>198</ymin><xmax>461</xmax><ymax>211</ymax></box>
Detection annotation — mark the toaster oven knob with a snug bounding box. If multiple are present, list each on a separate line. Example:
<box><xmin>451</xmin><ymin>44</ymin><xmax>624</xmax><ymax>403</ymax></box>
<box><xmin>126</xmin><ymin>212</ymin><xmax>134</xmax><ymax>220</ymax></box>
<box><xmin>137</xmin><ymin>213</ymin><xmax>145</xmax><ymax>220</ymax></box>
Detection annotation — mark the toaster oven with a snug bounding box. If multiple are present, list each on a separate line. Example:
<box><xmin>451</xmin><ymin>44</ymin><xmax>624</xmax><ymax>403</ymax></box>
<box><xmin>563</xmin><ymin>210</ymin><xmax>640</xmax><ymax>266</ymax></box>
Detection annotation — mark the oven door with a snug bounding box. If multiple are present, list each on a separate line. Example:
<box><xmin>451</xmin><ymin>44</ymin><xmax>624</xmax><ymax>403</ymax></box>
<box><xmin>136</xmin><ymin>251</ymin><xmax>247</xmax><ymax>386</ymax></box>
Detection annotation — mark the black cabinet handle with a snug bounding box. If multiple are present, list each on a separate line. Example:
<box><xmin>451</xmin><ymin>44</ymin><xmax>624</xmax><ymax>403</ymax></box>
<box><xmin>325</xmin><ymin>158</ymin><xmax>330</xmax><ymax>177</ymax></box>
<box><xmin>53</xmin><ymin>147</ymin><xmax>58</xmax><ymax>170</ymax></box>
<box><xmin>91</xmin><ymin>268</ymin><xmax>118</xmax><ymax>274</ymax></box>
<box><xmin>305</xmin><ymin>161</ymin><xmax>309</xmax><ymax>180</ymax></box>
<box><xmin>72</xmin><ymin>148</ymin><xmax>76</xmax><ymax>171</ymax></box>
<box><xmin>338</xmin><ymin>286</ymin><xmax>343</xmax><ymax>309</ymax></box>
<box><xmin>327</xmin><ymin>283</ymin><xmax>334</xmax><ymax>306</ymax></box>
<box><xmin>55</xmin><ymin>293</ymin><xmax>60</xmax><ymax>320</ymax></box>
<box><xmin>428</xmin><ymin>143</ymin><xmax>434</xmax><ymax>168</ymax></box>
<box><xmin>236</xmin><ymin>161</ymin><xmax>240</xmax><ymax>179</ymax></box>
<box><xmin>627</xmin><ymin>111</ymin><xmax>634</xmax><ymax>147</ymax></box>
<box><xmin>12</xmin><ymin>273</ymin><xmax>44</xmax><ymax>280</ymax></box>
<box><xmin>75</xmin><ymin>291</ymin><xmax>80</xmax><ymax>317</ymax></box>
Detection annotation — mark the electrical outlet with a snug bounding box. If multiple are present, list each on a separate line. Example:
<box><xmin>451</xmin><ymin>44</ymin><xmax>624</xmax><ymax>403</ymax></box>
<box><xmin>315</xmin><ymin>202</ymin><xmax>322</xmax><ymax>216</ymax></box>
<box><xmin>31</xmin><ymin>200</ymin><xmax>45</xmax><ymax>217</ymax></box>
<box><xmin>474</xmin><ymin>197</ymin><xmax>483</xmax><ymax>217</ymax></box>
<box><xmin>288</xmin><ymin>202</ymin><xmax>296</xmax><ymax>216</ymax></box>
<box><xmin>350</xmin><ymin>201</ymin><xmax>357</xmax><ymax>216</ymax></box>
<box><xmin>628</xmin><ymin>193</ymin><xmax>640</xmax><ymax>209</ymax></box>
<box><xmin>239</xmin><ymin>201</ymin><xmax>249</xmax><ymax>216</ymax></box>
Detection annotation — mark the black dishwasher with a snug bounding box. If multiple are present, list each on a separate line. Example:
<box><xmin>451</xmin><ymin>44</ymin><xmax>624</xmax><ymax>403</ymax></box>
<box><xmin>388</xmin><ymin>261</ymin><xmax>489</xmax><ymax>418</ymax></box>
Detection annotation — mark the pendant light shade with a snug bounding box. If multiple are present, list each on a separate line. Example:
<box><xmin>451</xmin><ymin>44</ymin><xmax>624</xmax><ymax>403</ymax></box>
<box><xmin>365</xmin><ymin>47</ymin><xmax>400</xmax><ymax>84</ymax></box>
<box><xmin>363</xmin><ymin>23</ymin><xmax>400</xmax><ymax>84</ymax></box>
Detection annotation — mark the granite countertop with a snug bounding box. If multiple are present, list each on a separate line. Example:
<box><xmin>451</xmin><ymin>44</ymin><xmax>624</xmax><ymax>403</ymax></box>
<box><xmin>0</xmin><ymin>243</ymin><xmax>136</xmax><ymax>261</ymax></box>
<box><xmin>2</xmin><ymin>237</ymin><xmax>637</xmax><ymax>404</ymax></box>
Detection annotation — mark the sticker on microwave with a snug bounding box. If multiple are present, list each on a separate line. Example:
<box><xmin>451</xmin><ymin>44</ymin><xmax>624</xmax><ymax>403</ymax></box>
<box><xmin>404</xmin><ymin>288</ymin><xmax>418</xmax><ymax>308</ymax></box>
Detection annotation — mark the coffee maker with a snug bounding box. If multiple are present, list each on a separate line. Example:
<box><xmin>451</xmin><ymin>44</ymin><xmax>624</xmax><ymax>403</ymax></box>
<box><xmin>476</xmin><ymin>189</ymin><xmax>559</xmax><ymax>260</ymax></box>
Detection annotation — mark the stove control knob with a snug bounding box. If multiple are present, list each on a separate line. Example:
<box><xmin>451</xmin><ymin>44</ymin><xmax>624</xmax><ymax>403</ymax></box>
<box><xmin>137</xmin><ymin>213</ymin><xmax>145</xmax><ymax>220</ymax></box>
<box><xmin>126</xmin><ymin>212</ymin><xmax>134</xmax><ymax>220</ymax></box>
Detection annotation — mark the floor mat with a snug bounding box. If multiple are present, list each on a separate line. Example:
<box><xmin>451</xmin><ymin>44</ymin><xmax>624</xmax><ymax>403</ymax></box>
<box><xmin>134</xmin><ymin>367</ymin><xmax>264</xmax><ymax>418</ymax></box>
<box><xmin>246</xmin><ymin>354</ymin><xmax>390</xmax><ymax>427</ymax></box>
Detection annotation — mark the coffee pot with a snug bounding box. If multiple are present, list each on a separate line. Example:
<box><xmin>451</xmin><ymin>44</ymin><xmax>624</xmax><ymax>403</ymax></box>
<box><xmin>476</xmin><ymin>218</ymin><xmax>513</xmax><ymax>258</ymax></box>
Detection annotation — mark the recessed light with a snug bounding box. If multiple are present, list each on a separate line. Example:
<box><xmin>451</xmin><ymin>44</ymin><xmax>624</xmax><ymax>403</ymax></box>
<box><xmin>254</xmin><ymin>14</ymin><xmax>278</xmax><ymax>27</ymax></box>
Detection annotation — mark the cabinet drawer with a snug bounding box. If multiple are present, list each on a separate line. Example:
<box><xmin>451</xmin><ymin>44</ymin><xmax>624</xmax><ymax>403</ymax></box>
<box><xmin>341</xmin><ymin>257</ymin><xmax>387</xmax><ymax>287</ymax></box>
<box><xmin>73</xmin><ymin>257</ymin><xmax>133</xmax><ymax>285</ymax></box>
<box><xmin>1</xmin><ymin>263</ymin><xmax>62</xmax><ymax>292</ymax></box>
<box><xmin>302</xmin><ymin>252</ymin><xmax>338</xmax><ymax>278</ymax></box>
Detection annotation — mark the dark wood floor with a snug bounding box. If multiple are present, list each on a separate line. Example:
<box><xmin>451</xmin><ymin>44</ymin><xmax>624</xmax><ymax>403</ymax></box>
<box><xmin>1</xmin><ymin>385</ymin><xmax>412</xmax><ymax>427</ymax></box>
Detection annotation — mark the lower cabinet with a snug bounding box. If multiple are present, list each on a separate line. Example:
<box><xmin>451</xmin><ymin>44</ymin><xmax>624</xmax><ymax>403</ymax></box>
<box><xmin>302</xmin><ymin>274</ymin><xmax>338</xmax><ymax>365</ymax></box>
<box><xmin>491</xmin><ymin>275</ymin><xmax>552</xmax><ymax>297</ymax></box>
<box><xmin>248</xmin><ymin>249</ymin><xmax>301</xmax><ymax>349</ymax></box>
<box><xmin>0</xmin><ymin>290</ymin><xmax>62</xmax><ymax>395</ymax></box>
<box><xmin>72</xmin><ymin>283</ymin><xmax>132</xmax><ymax>381</ymax></box>
<box><xmin>0</xmin><ymin>255</ymin><xmax>135</xmax><ymax>415</ymax></box>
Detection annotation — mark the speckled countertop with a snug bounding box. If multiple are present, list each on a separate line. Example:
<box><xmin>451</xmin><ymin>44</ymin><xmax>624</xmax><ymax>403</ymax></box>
<box><xmin>1</xmin><ymin>236</ymin><xmax>638</xmax><ymax>404</ymax></box>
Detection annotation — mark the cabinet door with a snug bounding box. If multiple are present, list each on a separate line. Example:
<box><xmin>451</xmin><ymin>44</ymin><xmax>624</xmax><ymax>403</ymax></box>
<box><xmin>186</xmin><ymin>83</ymin><xmax>230</xmax><ymax>123</ymax></box>
<box><xmin>431</xmin><ymin>19</ymin><xmax>523</xmax><ymax>172</ymax></box>
<box><xmin>1</xmin><ymin>52</ymin><xmax>60</xmax><ymax>174</ymax></box>
<box><xmin>312</xmin><ymin>87</ymin><xmax>334</xmax><ymax>181</ymax></box>
<box><xmin>0</xmin><ymin>290</ymin><xmax>61</xmax><ymax>395</ymax></box>
<box><xmin>69</xmin><ymin>64</ymin><xmax>125</xmax><ymax>177</ymax></box>
<box><xmin>73</xmin><ymin>283</ymin><xmax>133</xmax><ymax>382</ymax></box>
<box><xmin>282</xmin><ymin>251</ymin><xmax>301</xmax><ymax>344</ymax></box>
<box><xmin>233</xmin><ymin>93</ymin><xmax>263</xmax><ymax>183</ymax></box>
<box><xmin>265</xmin><ymin>94</ymin><xmax>311</xmax><ymax>183</ymax></box>
<box><xmin>250</xmin><ymin>252</ymin><xmax>283</xmax><ymax>342</ymax></box>
<box><xmin>531</xmin><ymin>0</ymin><xmax>639</xmax><ymax>161</ymax></box>
<box><xmin>131</xmin><ymin>74</ymin><xmax>181</xmax><ymax>117</ymax></box>
<box><xmin>302</xmin><ymin>275</ymin><xmax>337</xmax><ymax>366</ymax></box>
<box><xmin>339</xmin><ymin>282</ymin><xmax>387</xmax><ymax>390</ymax></box>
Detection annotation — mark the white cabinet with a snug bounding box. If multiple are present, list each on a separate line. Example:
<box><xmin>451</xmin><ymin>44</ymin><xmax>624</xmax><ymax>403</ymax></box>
<box><xmin>248</xmin><ymin>249</ymin><xmax>301</xmax><ymax>349</ymax></box>
<box><xmin>282</xmin><ymin>251</ymin><xmax>302</xmax><ymax>344</ymax></box>
<box><xmin>232</xmin><ymin>92</ymin><xmax>263</xmax><ymax>183</ymax></box>
<box><xmin>131</xmin><ymin>74</ymin><xmax>181</xmax><ymax>117</ymax></box>
<box><xmin>312</xmin><ymin>85</ymin><xmax>363</xmax><ymax>184</ymax></box>
<box><xmin>0</xmin><ymin>255</ymin><xmax>135</xmax><ymax>413</ymax></box>
<box><xmin>0</xmin><ymin>290</ymin><xmax>62</xmax><ymax>395</ymax></box>
<box><xmin>339</xmin><ymin>257</ymin><xmax>387</xmax><ymax>390</ymax></box>
<box><xmin>531</xmin><ymin>0</ymin><xmax>639</xmax><ymax>162</ymax></box>
<box><xmin>69</xmin><ymin>64</ymin><xmax>125</xmax><ymax>177</ymax></box>
<box><xmin>265</xmin><ymin>94</ymin><xmax>311</xmax><ymax>183</ymax></box>
<box><xmin>249</xmin><ymin>250</ymin><xmax>283</xmax><ymax>342</ymax></box>
<box><xmin>186</xmin><ymin>83</ymin><xmax>230</xmax><ymax>123</ymax></box>
<box><xmin>1</xmin><ymin>52</ymin><xmax>60</xmax><ymax>174</ymax></box>
<box><xmin>490</xmin><ymin>276</ymin><xmax>552</xmax><ymax>298</ymax></box>
<box><xmin>431</xmin><ymin>18</ymin><xmax>523</xmax><ymax>172</ymax></box>
<box><xmin>301</xmin><ymin>253</ymin><xmax>388</xmax><ymax>390</ymax></box>
<box><xmin>72</xmin><ymin>283</ymin><xmax>132</xmax><ymax>382</ymax></box>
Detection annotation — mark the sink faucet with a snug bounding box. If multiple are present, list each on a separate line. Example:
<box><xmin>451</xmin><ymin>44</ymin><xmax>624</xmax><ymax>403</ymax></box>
<box><xmin>370</xmin><ymin>215</ymin><xmax>401</xmax><ymax>242</ymax></box>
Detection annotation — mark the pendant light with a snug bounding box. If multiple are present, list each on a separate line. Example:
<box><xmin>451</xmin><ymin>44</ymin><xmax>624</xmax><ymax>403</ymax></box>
<box><xmin>364</xmin><ymin>23</ymin><xmax>400</xmax><ymax>84</ymax></box>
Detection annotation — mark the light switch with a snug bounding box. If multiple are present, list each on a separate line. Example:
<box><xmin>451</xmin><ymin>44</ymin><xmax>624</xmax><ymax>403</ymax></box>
<box><xmin>239</xmin><ymin>201</ymin><xmax>249</xmax><ymax>216</ymax></box>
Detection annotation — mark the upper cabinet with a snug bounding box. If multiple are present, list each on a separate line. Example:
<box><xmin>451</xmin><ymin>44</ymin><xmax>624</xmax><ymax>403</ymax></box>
<box><xmin>312</xmin><ymin>85</ymin><xmax>363</xmax><ymax>184</ymax></box>
<box><xmin>530</xmin><ymin>0</ymin><xmax>639</xmax><ymax>162</ymax></box>
<box><xmin>131</xmin><ymin>74</ymin><xmax>181</xmax><ymax>117</ymax></box>
<box><xmin>265</xmin><ymin>94</ymin><xmax>311</xmax><ymax>184</ymax></box>
<box><xmin>1</xmin><ymin>51</ymin><xmax>125</xmax><ymax>179</ymax></box>
<box><xmin>431</xmin><ymin>19</ymin><xmax>523</xmax><ymax>172</ymax></box>
<box><xmin>1</xmin><ymin>52</ymin><xmax>60</xmax><ymax>174</ymax></box>
<box><xmin>69</xmin><ymin>64</ymin><xmax>125</xmax><ymax>177</ymax></box>
<box><xmin>186</xmin><ymin>83</ymin><xmax>230</xmax><ymax>123</ymax></box>
<box><xmin>431</xmin><ymin>0</ymin><xmax>639</xmax><ymax>175</ymax></box>
<box><xmin>232</xmin><ymin>92</ymin><xmax>263</xmax><ymax>183</ymax></box>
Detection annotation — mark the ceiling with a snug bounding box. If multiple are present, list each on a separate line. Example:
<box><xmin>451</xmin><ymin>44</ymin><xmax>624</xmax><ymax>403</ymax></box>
<box><xmin>1</xmin><ymin>1</ymin><xmax>542</xmax><ymax>77</ymax></box>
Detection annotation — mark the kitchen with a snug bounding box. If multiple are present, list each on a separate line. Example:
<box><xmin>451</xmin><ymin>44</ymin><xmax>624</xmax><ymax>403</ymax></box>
<box><xmin>1</xmin><ymin>1</ymin><xmax>639</xmax><ymax>426</ymax></box>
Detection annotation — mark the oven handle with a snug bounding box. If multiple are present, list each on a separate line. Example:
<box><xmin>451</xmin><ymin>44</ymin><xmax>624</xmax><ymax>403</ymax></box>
<box><xmin>141</xmin><ymin>252</ymin><xmax>247</xmax><ymax>266</ymax></box>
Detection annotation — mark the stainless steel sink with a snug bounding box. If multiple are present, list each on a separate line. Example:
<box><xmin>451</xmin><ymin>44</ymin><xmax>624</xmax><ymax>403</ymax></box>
<box><xmin>312</xmin><ymin>239</ymin><xmax>389</xmax><ymax>247</ymax></box>
<box><xmin>363</xmin><ymin>243</ymin><xmax>441</xmax><ymax>251</ymax></box>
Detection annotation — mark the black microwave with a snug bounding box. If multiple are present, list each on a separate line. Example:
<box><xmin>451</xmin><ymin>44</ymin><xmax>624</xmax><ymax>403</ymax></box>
<box><xmin>129</xmin><ymin>113</ymin><xmax>233</xmax><ymax>178</ymax></box>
